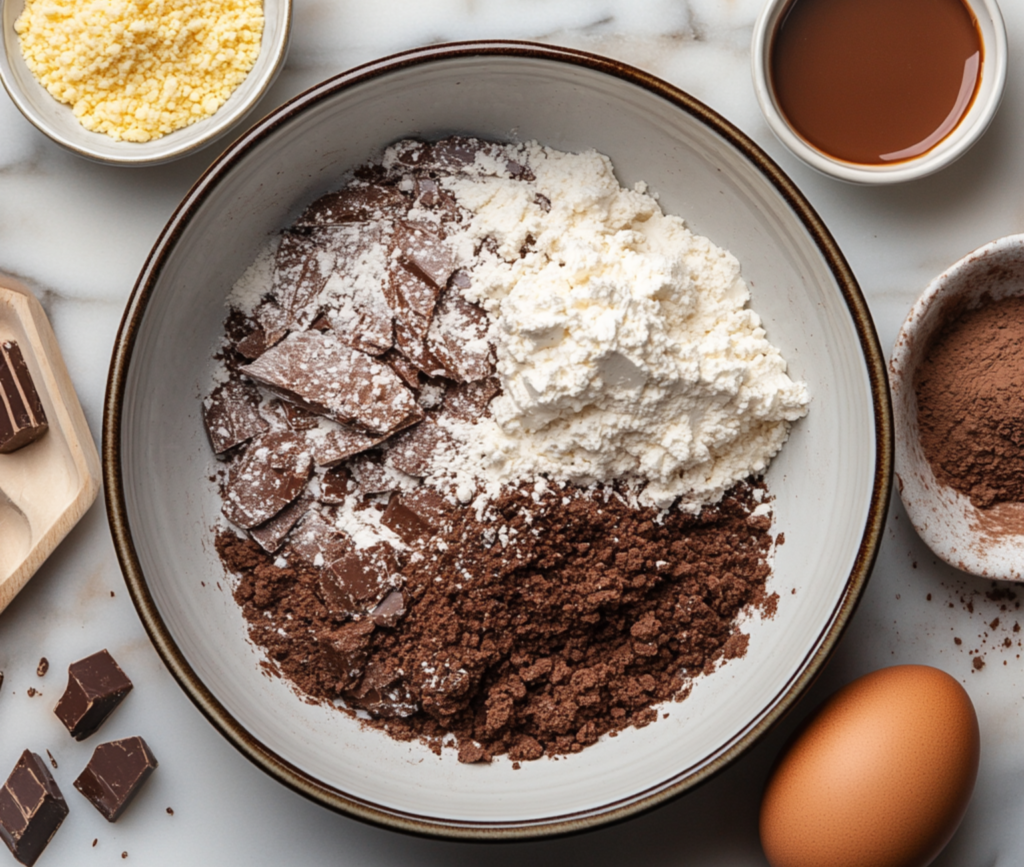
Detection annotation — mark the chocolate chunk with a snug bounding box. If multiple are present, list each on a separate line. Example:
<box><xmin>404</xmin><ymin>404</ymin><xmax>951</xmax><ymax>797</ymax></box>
<box><xmin>349</xmin><ymin>454</ymin><xmax>402</xmax><ymax>496</ymax></box>
<box><xmin>250</xmin><ymin>494</ymin><xmax>312</xmax><ymax>554</ymax></box>
<box><xmin>222</xmin><ymin>430</ymin><xmax>313</xmax><ymax>529</ymax></box>
<box><xmin>202</xmin><ymin>381</ymin><xmax>268</xmax><ymax>454</ymax></box>
<box><xmin>279</xmin><ymin>400</ymin><xmax>319</xmax><ymax>431</ymax></box>
<box><xmin>254</xmin><ymin>301</ymin><xmax>289</xmax><ymax>347</ymax></box>
<box><xmin>0</xmin><ymin>341</ymin><xmax>48</xmax><ymax>454</ymax></box>
<box><xmin>318</xmin><ymin>466</ymin><xmax>351</xmax><ymax>505</ymax></box>
<box><xmin>393</xmin><ymin>221</ymin><xmax>457</xmax><ymax>291</ymax></box>
<box><xmin>272</xmin><ymin>231</ymin><xmax>334</xmax><ymax>332</ymax></box>
<box><xmin>235</xmin><ymin>328</ymin><xmax>269</xmax><ymax>360</ymax></box>
<box><xmin>284</xmin><ymin>513</ymin><xmax>349</xmax><ymax>566</ymax></box>
<box><xmin>0</xmin><ymin>751</ymin><xmax>69</xmax><ymax>866</ymax></box>
<box><xmin>296</xmin><ymin>184</ymin><xmax>409</xmax><ymax>226</ymax></box>
<box><xmin>441</xmin><ymin>377</ymin><xmax>501</xmax><ymax>422</ymax></box>
<box><xmin>54</xmin><ymin>650</ymin><xmax>133</xmax><ymax>741</ymax></box>
<box><xmin>381</xmin><ymin>348</ymin><xmax>421</xmax><ymax>389</ymax></box>
<box><xmin>344</xmin><ymin>660</ymin><xmax>417</xmax><ymax>718</ymax></box>
<box><xmin>240</xmin><ymin>331</ymin><xmax>423</xmax><ymax>436</ymax></box>
<box><xmin>73</xmin><ymin>737</ymin><xmax>157</xmax><ymax>822</ymax></box>
<box><xmin>393</xmin><ymin>320</ymin><xmax>448</xmax><ymax>378</ymax></box>
<box><xmin>385</xmin><ymin>140</ymin><xmax>435</xmax><ymax>170</ymax></box>
<box><xmin>430</xmin><ymin>136</ymin><xmax>492</xmax><ymax>171</ymax></box>
<box><xmin>370</xmin><ymin>589</ymin><xmax>407</xmax><ymax>627</ymax></box>
<box><xmin>399</xmin><ymin>488</ymin><xmax>452</xmax><ymax>530</ymax></box>
<box><xmin>310</xmin><ymin>425</ymin><xmax>389</xmax><ymax>468</ymax></box>
<box><xmin>318</xmin><ymin>544</ymin><xmax>399</xmax><ymax>617</ymax></box>
<box><xmin>385</xmin><ymin>417</ymin><xmax>452</xmax><ymax>477</ymax></box>
<box><xmin>426</xmin><ymin>288</ymin><xmax>493</xmax><ymax>382</ymax></box>
<box><xmin>320</xmin><ymin>619</ymin><xmax>375</xmax><ymax>684</ymax></box>
<box><xmin>385</xmin><ymin>262</ymin><xmax>439</xmax><ymax>335</ymax></box>
<box><xmin>381</xmin><ymin>498</ymin><xmax>430</xmax><ymax>545</ymax></box>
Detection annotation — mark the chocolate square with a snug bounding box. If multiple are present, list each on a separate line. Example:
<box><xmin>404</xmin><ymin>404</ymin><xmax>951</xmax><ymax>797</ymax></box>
<box><xmin>73</xmin><ymin>737</ymin><xmax>157</xmax><ymax>822</ymax></box>
<box><xmin>318</xmin><ymin>544</ymin><xmax>399</xmax><ymax>617</ymax></box>
<box><xmin>0</xmin><ymin>751</ymin><xmax>68</xmax><ymax>866</ymax></box>
<box><xmin>202</xmin><ymin>381</ymin><xmax>268</xmax><ymax>454</ymax></box>
<box><xmin>221</xmin><ymin>430</ymin><xmax>313</xmax><ymax>529</ymax></box>
<box><xmin>53</xmin><ymin>650</ymin><xmax>133</xmax><ymax>741</ymax></box>
<box><xmin>240</xmin><ymin>331</ymin><xmax>423</xmax><ymax>436</ymax></box>
<box><xmin>0</xmin><ymin>341</ymin><xmax>48</xmax><ymax>454</ymax></box>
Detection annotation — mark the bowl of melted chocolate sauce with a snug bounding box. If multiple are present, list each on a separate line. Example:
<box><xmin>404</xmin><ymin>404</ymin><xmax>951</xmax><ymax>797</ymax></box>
<box><xmin>752</xmin><ymin>0</ymin><xmax>1007</xmax><ymax>183</ymax></box>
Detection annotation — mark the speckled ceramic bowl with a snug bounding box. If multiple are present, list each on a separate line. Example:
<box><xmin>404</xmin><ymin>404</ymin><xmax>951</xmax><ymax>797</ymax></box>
<box><xmin>104</xmin><ymin>42</ymin><xmax>892</xmax><ymax>839</ymax></box>
<box><xmin>0</xmin><ymin>0</ymin><xmax>291</xmax><ymax>166</ymax></box>
<box><xmin>891</xmin><ymin>234</ymin><xmax>1024</xmax><ymax>581</ymax></box>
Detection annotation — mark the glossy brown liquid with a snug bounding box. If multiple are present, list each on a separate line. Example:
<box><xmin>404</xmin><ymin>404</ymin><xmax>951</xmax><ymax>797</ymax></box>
<box><xmin>771</xmin><ymin>0</ymin><xmax>982</xmax><ymax>165</ymax></box>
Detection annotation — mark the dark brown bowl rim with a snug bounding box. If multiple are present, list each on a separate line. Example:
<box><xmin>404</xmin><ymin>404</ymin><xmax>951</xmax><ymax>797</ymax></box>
<box><xmin>103</xmin><ymin>39</ymin><xmax>894</xmax><ymax>842</ymax></box>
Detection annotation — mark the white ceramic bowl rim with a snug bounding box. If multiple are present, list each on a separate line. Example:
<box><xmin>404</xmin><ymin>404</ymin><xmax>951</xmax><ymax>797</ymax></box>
<box><xmin>750</xmin><ymin>0</ymin><xmax>1008</xmax><ymax>185</ymax></box>
<box><xmin>0</xmin><ymin>0</ymin><xmax>292</xmax><ymax>166</ymax></box>
<box><xmin>104</xmin><ymin>40</ymin><xmax>894</xmax><ymax>840</ymax></box>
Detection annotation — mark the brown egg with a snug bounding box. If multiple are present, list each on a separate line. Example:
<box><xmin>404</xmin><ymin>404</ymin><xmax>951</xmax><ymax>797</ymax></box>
<box><xmin>760</xmin><ymin>665</ymin><xmax>979</xmax><ymax>867</ymax></box>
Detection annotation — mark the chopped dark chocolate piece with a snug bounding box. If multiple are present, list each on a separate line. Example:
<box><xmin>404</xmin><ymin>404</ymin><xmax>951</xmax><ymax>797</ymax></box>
<box><xmin>235</xmin><ymin>328</ymin><xmax>269</xmax><ymax>360</ymax></box>
<box><xmin>54</xmin><ymin>650</ymin><xmax>133</xmax><ymax>741</ymax></box>
<box><xmin>385</xmin><ymin>262</ymin><xmax>439</xmax><ymax>334</ymax></box>
<box><xmin>380</xmin><ymin>348</ymin><xmax>421</xmax><ymax>389</ymax></box>
<box><xmin>385</xmin><ymin>139</ymin><xmax>435</xmax><ymax>170</ymax></box>
<box><xmin>254</xmin><ymin>300</ymin><xmax>289</xmax><ymax>347</ymax></box>
<box><xmin>398</xmin><ymin>487</ymin><xmax>453</xmax><ymax>530</ymax></box>
<box><xmin>0</xmin><ymin>341</ymin><xmax>48</xmax><ymax>454</ymax></box>
<box><xmin>349</xmin><ymin>454</ymin><xmax>402</xmax><ymax>496</ymax></box>
<box><xmin>222</xmin><ymin>430</ymin><xmax>313</xmax><ymax>529</ymax></box>
<box><xmin>320</xmin><ymin>619</ymin><xmax>375</xmax><ymax>684</ymax></box>
<box><xmin>344</xmin><ymin>660</ymin><xmax>417</xmax><ymax>719</ymax></box>
<box><xmin>426</xmin><ymin>288</ymin><xmax>493</xmax><ymax>382</ymax></box>
<box><xmin>271</xmin><ymin>231</ymin><xmax>334</xmax><ymax>332</ymax></box>
<box><xmin>318</xmin><ymin>466</ymin><xmax>351</xmax><ymax>505</ymax></box>
<box><xmin>506</xmin><ymin>159</ymin><xmax>534</xmax><ymax>181</ymax></box>
<box><xmin>310</xmin><ymin>425</ymin><xmax>389</xmax><ymax>468</ymax></box>
<box><xmin>384</xmin><ymin>417</ymin><xmax>452</xmax><ymax>477</ymax></box>
<box><xmin>296</xmin><ymin>184</ymin><xmax>409</xmax><ymax>226</ymax></box>
<box><xmin>393</xmin><ymin>320</ymin><xmax>448</xmax><ymax>378</ymax></box>
<box><xmin>240</xmin><ymin>331</ymin><xmax>423</xmax><ymax>435</ymax></box>
<box><xmin>284</xmin><ymin>513</ymin><xmax>349</xmax><ymax>566</ymax></box>
<box><xmin>280</xmin><ymin>400</ymin><xmax>319</xmax><ymax>431</ymax></box>
<box><xmin>73</xmin><ymin>737</ymin><xmax>157</xmax><ymax>822</ymax></box>
<box><xmin>309</xmin><ymin>314</ymin><xmax>332</xmax><ymax>332</ymax></box>
<box><xmin>0</xmin><ymin>751</ymin><xmax>69</xmax><ymax>866</ymax></box>
<box><xmin>380</xmin><ymin>497</ymin><xmax>431</xmax><ymax>545</ymax></box>
<box><xmin>317</xmin><ymin>544</ymin><xmax>399</xmax><ymax>617</ymax></box>
<box><xmin>370</xmin><ymin>589</ymin><xmax>407</xmax><ymax>627</ymax></box>
<box><xmin>440</xmin><ymin>377</ymin><xmax>501</xmax><ymax>423</ymax></box>
<box><xmin>430</xmin><ymin>136</ymin><xmax>490</xmax><ymax>171</ymax></box>
<box><xmin>202</xmin><ymin>381</ymin><xmax>268</xmax><ymax>454</ymax></box>
<box><xmin>250</xmin><ymin>494</ymin><xmax>312</xmax><ymax>554</ymax></box>
<box><xmin>393</xmin><ymin>220</ymin><xmax>457</xmax><ymax>291</ymax></box>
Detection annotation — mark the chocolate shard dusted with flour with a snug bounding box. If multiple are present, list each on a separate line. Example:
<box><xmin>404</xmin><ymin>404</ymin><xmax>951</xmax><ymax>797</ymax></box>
<box><xmin>318</xmin><ymin>543</ymin><xmax>400</xmax><ymax>618</ymax></box>
<box><xmin>271</xmin><ymin>231</ymin><xmax>334</xmax><ymax>332</ymax></box>
<box><xmin>393</xmin><ymin>220</ymin><xmax>457</xmax><ymax>292</ymax></box>
<box><xmin>0</xmin><ymin>751</ymin><xmax>69</xmax><ymax>866</ymax></box>
<box><xmin>440</xmin><ymin>377</ymin><xmax>501</xmax><ymax>423</ymax></box>
<box><xmin>385</xmin><ymin>417</ymin><xmax>453</xmax><ymax>478</ymax></box>
<box><xmin>317</xmin><ymin>465</ymin><xmax>351</xmax><ymax>504</ymax></box>
<box><xmin>320</xmin><ymin>619</ymin><xmax>375</xmax><ymax>685</ymax></box>
<box><xmin>427</xmin><ymin>280</ymin><xmax>494</xmax><ymax>383</ymax></box>
<box><xmin>222</xmin><ymin>430</ymin><xmax>312</xmax><ymax>529</ymax></box>
<box><xmin>0</xmin><ymin>341</ymin><xmax>48</xmax><ymax>454</ymax></box>
<box><xmin>295</xmin><ymin>183</ymin><xmax>409</xmax><ymax>227</ymax></box>
<box><xmin>73</xmin><ymin>737</ymin><xmax>157</xmax><ymax>822</ymax></box>
<box><xmin>240</xmin><ymin>331</ymin><xmax>423</xmax><ymax>436</ymax></box>
<box><xmin>284</xmin><ymin>512</ymin><xmax>350</xmax><ymax>566</ymax></box>
<box><xmin>202</xmin><ymin>381</ymin><xmax>268</xmax><ymax>454</ymax></box>
<box><xmin>249</xmin><ymin>494</ymin><xmax>311</xmax><ymax>554</ymax></box>
<box><xmin>370</xmin><ymin>589</ymin><xmax>407</xmax><ymax>627</ymax></box>
<box><xmin>54</xmin><ymin>650</ymin><xmax>133</xmax><ymax>741</ymax></box>
<box><xmin>310</xmin><ymin>425</ymin><xmax>389</xmax><ymax>468</ymax></box>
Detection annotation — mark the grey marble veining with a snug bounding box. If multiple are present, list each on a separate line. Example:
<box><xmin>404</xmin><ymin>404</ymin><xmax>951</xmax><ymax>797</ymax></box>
<box><xmin>2</xmin><ymin>1</ymin><xmax>1024</xmax><ymax>864</ymax></box>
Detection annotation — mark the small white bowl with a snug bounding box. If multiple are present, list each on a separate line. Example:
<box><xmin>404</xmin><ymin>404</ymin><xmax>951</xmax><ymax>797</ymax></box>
<box><xmin>751</xmin><ymin>0</ymin><xmax>1007</xmax><ymax>184</ymax></box>
<box><xmin>0</xmin><ymin>0</ymin><xmax>291</xmax><ymax>166</ymax></box>
<box><xmin>891</xmin><ymin>235</ymin><xmax>1024</xmax><ymax>581</ymax></box>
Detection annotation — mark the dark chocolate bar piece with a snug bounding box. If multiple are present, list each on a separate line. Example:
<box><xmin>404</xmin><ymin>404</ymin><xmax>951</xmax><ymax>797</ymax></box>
<box><xmin>384</xmin><ymin>417</ymin><xmax>453</xmax><ymax>478</ymax></box>
<box><xmin>221</xmin><ymin>430</ymin><xmax>313</xmax><ymax>529</ymax></box>
<box><xmin>318</xmin><ymin>543</ymin><xmax>399</xmax><ymax>618</ymax></box>
<box><xmin>0</xmin><ymin>341</ymin><xmax>48</xmax><ymax>454</ymax></box>
<box><xmin>249</xmin><ymin>494</ymin><xmax>311</xmax><ymax>554</ymax></box>
<box><xmin>240</xmin><ymin>331</ymin><xmax>423</xmax><ymax>436</ymax></box>
<box><xmin>73</xmin><ymin>737</ymin><xmax>157</xmax><ymax>822</ymax></box>
<box><xmin>202</xmin><ymin>381</ymin><xmax>268</xmax><ymax>454</ymax></box>
<box><xmin>53</xmin><ymin>650</ymin><xmax>133</xmax><ymax>741</ymax></box>
<box><xmin>0</xmin><ymin>750</ymin><xmax>69</xmax><ymax>866</ymax></box>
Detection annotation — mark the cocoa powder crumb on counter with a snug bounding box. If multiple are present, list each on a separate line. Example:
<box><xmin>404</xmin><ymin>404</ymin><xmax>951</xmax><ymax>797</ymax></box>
<box><xmin>220</xmin><ymin>483</ymin><xmax>773</xmax><ymax>762</ymax></box>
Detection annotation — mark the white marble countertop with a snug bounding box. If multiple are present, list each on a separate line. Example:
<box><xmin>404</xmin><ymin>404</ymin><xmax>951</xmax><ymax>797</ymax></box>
<box><xmin>2</xmin><ymin>1</ymin><xmax>1024</xmax><ymax>864</ymax></box>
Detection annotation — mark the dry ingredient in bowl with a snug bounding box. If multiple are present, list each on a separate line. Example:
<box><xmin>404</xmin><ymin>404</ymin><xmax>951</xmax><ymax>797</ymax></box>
<box><xmin>204</xmin><ymin>137</ymin><xmax>807</xmax><ymax>762</ymax></box>
<box><xmin>916</xmin><ymin>295</ymin><xmax>1024</xmax><ymax>508</ymax></box>
<box><xmin>15</xmin><ymin>0</ymin><xmax>264</xmax><ymax>143</ymax></box>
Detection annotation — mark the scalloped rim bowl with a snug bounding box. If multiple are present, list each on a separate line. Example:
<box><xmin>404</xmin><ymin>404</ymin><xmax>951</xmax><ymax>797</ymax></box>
<box><xmin>0</xmin><ymin>0</ymin><xmax>292</xmax><ymax>166</ymax></box>
<box><xmin>104</xmin><ymin>41</ymin><xmax>892</xmax><ymax>839</ymax></box>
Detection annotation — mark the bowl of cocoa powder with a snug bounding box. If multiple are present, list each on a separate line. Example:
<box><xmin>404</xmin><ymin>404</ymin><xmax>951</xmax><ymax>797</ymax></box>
<box><xmin>892</xmin><ymin>233</ymin><xmax>1024</xmax><ymax>580</ymax></box>
<box><xmin>104</xmin><ymin>42</ymin><xmax>892</xmax><ymax>838</ymax></box>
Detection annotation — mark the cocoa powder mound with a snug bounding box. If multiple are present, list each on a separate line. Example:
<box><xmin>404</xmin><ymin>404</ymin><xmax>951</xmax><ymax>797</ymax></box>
<box><xmin>916</xmin><ymin>296</ymin><xmax>1024</xmax><ymax>508</ymax></box>
<box><xmin>219</xmin><ymin>483</ymin><xmax>774</xmax><ymax>763</ymax></box>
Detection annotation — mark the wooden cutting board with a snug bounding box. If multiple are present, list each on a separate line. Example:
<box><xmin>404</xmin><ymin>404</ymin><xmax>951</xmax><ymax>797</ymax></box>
<box><xmin>0</xmin><ymin>275</ymin><xmax>100</xmax><ymax>613</ymax></box>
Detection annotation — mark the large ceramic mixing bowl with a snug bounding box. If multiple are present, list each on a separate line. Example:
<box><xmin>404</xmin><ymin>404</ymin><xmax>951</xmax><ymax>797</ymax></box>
<box><xmin>104</xmin><ymin>41</ymin><xmax>892</xmax><ymax>839</ymax></box>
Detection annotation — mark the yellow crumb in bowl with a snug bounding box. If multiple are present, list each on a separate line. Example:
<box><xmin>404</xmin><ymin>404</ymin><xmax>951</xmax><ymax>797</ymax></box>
<box><xmin>14</xmin><ymin>0</ymin><xmax>264</xmax><ymax>143</ymax></box>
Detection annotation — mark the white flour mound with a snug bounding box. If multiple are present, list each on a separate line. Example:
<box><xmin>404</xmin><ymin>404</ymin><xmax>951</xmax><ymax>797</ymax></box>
<box><xmin>433</xmin><ymin>143</ymin><xmax>809</xmax><ymax>510</ymax></box>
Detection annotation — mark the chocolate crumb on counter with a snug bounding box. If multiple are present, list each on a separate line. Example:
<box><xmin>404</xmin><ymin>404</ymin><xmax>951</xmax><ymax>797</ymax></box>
<box><xmin>35</xmin><ymin>659</ymin><xmax>47</xmax><ymax>677</ymax></box>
